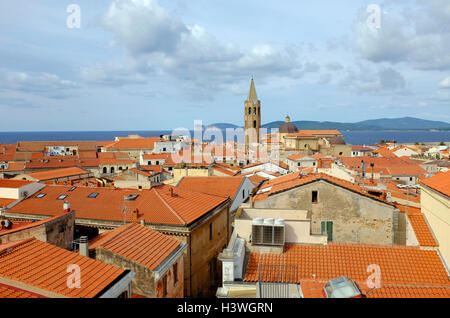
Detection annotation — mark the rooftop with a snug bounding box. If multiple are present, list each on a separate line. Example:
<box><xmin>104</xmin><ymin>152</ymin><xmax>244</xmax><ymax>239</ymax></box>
<box><xmin>177</xmin><ymin>176</ymin><xmax>246</xmax><ymax>200</ymax></box>
<box><xmin>0</xmin><ymin>179</ymin><xmax>34</xmax><ymax>189</ymax></box>
<box><xmin>24</xmin><ymin>167</ymin><xmax>89</xmax><ymax>181</ymax></box>
<box><xmin>8</xmin><ymin>184</ymin><xmax>229</xmax><ymax>226</ymax></box>
<box><xmin>89</xmin><ymin>223</ymin><xmax>183</xmax><ymax>271</ymax></box>
<box><xmin>0</xmin><ymin>238</ymin><xmax>125</xmax><ymax>298</ymax></box>
<box><xmin>421</xmin><ymin>171</ymin><xmax>450</xmax><ymax>197</ymax></box>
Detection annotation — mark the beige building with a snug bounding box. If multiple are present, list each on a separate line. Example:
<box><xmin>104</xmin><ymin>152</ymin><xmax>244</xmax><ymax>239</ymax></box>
<box><xmin>420</xmin><ymin>172</ymin><xmax>450</xmax><ymax>267</ymax></box>
<box><xmin>251</xmin><ymin>173</ymin><xmax>398</xmax><ymax>245</ymax></box>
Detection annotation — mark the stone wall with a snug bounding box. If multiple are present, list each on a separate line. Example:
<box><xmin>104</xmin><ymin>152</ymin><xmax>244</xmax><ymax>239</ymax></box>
<box><xmin>254</xmin><ymin>180</ymin><xmax>396</xmax><ymax>245</ymax></box>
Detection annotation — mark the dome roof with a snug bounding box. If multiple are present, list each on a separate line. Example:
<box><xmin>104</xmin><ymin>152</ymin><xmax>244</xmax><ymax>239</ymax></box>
<box><xmin>279</xmin><ymin>122</ymin><xmax>299</xmax><ymax>134</ymax></box>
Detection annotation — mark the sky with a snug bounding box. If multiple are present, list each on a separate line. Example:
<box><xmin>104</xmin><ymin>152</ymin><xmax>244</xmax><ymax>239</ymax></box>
<box><xmin>0</xmin><ymin>0</ymin><xmax>449</xmax><ymax>131</ymax></box>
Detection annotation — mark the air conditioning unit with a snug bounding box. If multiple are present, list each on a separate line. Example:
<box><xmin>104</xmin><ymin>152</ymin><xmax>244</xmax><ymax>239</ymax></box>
<box><xmin>251</xmin><ymin>218</ymin><xmax>285</xmax><ymax>246</ymax></box>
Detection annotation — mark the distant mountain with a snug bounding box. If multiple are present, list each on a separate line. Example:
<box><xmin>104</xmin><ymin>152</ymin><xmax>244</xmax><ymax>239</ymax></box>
<box><xmin>219</xmin><ymin>117</ymin><xmax>450</xmax><ymax>131</ymax></box>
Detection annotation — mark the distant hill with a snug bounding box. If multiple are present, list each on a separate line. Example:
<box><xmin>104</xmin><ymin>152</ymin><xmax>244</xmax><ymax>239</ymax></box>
<box><xmin>210</xmin><ymin>117</ymin><xmax>450</xmax><ymax>131</ymax></box>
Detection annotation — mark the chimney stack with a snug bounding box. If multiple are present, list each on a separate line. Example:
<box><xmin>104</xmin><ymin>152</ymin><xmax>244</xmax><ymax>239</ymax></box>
<box><xmin>169</xmin><ymin>187</ymin><xmax>174</xmax><ymax>197</ymax></box>
<box><xmin>79</xmin><ymin>236</ymin><xmax>89</xmax><ymax>257</ymax></box>
<box><xmin>63</xmin><ymin>200</ymin><xmax>71</xmax><ymax>213</ymax></box>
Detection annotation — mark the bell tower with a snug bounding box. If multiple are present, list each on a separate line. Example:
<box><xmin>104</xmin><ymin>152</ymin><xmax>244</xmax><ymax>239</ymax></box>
<box><xmin>244</xmin><ymin>78</ymin><xmax>261</xmax><ymax>150</ymax></box>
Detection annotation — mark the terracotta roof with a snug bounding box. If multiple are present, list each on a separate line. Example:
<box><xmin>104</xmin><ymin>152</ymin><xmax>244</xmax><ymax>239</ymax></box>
<box><xmin>407</xmin><ymin>214</ymin><xmax>438</xmax><ymax>247</ymax></box>
<box><xmin>78</xmin><ymin>151</ymin><xmax>98</xmax><ymax>159</ymax></box>
<box><xmin>8</xmin><ymin>184</ymin><xmax>229</xmax><ymax>226</ymax></box>
<box><xmin>0</xmin><ymin>213</ymin><xmax>70</xmax><ymax>237</ymax></box>
<box><xmin>16</xmin><ymin>141</ymin><xmax>98</xmax><ymax>153</ymax></box>
<box><xmin>89</xmin><ymin>223</ymin><xmax>182</xmax><ymax>271</ymax></box>
<box><xmin>248</xmin><ymin>175</ymin><xmax>268</xmax><ymax>187</ymax></box>
<box><xmin>0</xmin><ymin>162</ymin><xmax>25</xmax><ymax>172</ymax></box>
<box><xmin>212</xmin><ymin>165</ymin><xmax>238</xmax><ymax>176</ymax></box>
<box><xmin>0</xmin><ymin>198</ymin><xmax>16</xmax><ymax>208</ymax></box>
<box><xmin>25</xmin><ymin>167</ymin><xmax>89</xmax><ymax>181</ymax></box>
<box><xmin>253</xmin><ymin>173</ymin><xmax>391</xmax><ymax>205</ymax></box>
<box><xmin>177</xmin><ymin>176</ymin><xmax>245</xmax><ymax>200</ymax></box>
<box><xmin>0</xmin><ymin>283</ymin><xmax>43</xmax><ymax>298</ymax></box>
<box><xmin>244</xmin><ymin>244</ymin><xmax>450</xmax><ymax>298</ymax></box>
<box><xmin>0</xmin><ymin>238</ymin><xmax>125</xmax><ymax>298</ymax></box>
<box><xmin>394</xmin><ymin>204</ymin><xmax>421</xmax><ymax>214</ymax></box>
<box><xmin>421</xmin><ymin>171</ymin><xmax>450</xmax><ymax>197</ymax></box>
<box><xmin>106</xmin><ymin>138</ymin><xmax>160</xmax><ymax>150</ymax></box>
<box><xmin>214</xmin><ymin>162</ymin><xmax>241</xmax><ymax>171</ymax></box>
<box><xmin>0</xmin><ymin>179</ymin><xmax>34</xmax><ymax>188</ymax></box>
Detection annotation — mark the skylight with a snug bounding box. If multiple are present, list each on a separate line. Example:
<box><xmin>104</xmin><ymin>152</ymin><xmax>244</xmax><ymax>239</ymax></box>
<box><xmin>68</xmin><ymin>186</ymin><xmax>77</xmax><ymax>192</ymax></box>
<box><xmin>36</xmin><ymin>193</ymin><xmax>46</xmax><ymax>198</ymax></box>
<box><xmin>88</xmin><ymin>192</ymin><xmax>99</xmax><ymax>198</ymax></box>
<box><xmin>57</xmin><ymin>195</ymin><xmax>68</xmax><ymax>200</ymax></box>
<box><xmin>124</xmin><ymin>194</ymin><xmax>139</xmax><ymax>201</ymax></box>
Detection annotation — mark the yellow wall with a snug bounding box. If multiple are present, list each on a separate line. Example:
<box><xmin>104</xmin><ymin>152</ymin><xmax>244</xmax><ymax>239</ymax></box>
<box><xmin>421</xmin><ymin>185</ymin><xmax>450</xmax><ymax>267</ymax></box>
<box><xmin>172</xmin><ymin>167</ymin><xmax>211</xmax><ymax>185</ymax></box>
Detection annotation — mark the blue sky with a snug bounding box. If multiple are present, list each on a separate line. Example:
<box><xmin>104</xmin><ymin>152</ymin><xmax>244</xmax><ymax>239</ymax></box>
<box><xmin>0</xmin><ymin>0</ymin><xmax>449</xmax><ymax>131</ymax></box>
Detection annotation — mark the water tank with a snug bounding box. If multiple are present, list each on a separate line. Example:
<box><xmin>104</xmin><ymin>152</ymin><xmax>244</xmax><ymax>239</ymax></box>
<box><xmin>264</xmin><ymin>218</ymin><xmax>274</xmax><ymax>225</ymax></box>
<box><xmin>252</xmin><ymin>218</ymin><xmax>264</xmax><ymax>225</ymax></box>
<box><xmin>274</xmin><ymin>219</ymin><xmax>285</xmax><ymax>226</ymax></box>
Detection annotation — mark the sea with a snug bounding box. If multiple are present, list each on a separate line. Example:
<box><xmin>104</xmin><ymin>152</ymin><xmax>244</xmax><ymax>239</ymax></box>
<box><xmin>0</xmin><ymin>130</ymin><xmax>449</xmax><ymax>146</ymax></box>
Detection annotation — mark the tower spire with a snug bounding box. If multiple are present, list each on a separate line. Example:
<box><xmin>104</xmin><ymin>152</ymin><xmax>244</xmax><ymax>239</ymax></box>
<box><xmin>247</xmin><ymin>78</ymin><xmax>258</xmax><ymax>103</ymax></box>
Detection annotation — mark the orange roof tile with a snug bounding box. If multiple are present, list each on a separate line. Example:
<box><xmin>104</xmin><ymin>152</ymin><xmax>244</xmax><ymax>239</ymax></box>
<box><xmin>212</xmin><ymin>165</ymin><xmax>239</xmax><ymax>176</ymax></box>
<box><xmin>253</xmin><ymin>173</ymin><xmax>391</xmax><ymax>205</ymax></box>
<box><xmin>0</xmin><ymin>162</ymin><xmax>25</xmax><ymax>172</ymax></box>
<box><xmin>177</xmin><ymin>176</ymin><xmax>245</xmax><ymax>200</ymax></box>
<box><xmin>0</xmin><ymin>213</ymin><xmax>70</xmax><ymax>237</ymax></box>
<box><xmin>244</xmin><ymin>244</ymin><xmax>450</xmax><ymax>298</ymax></box>
<box><xmin>8</xmin><ymin>184</ymin><xmax>229</xmax><ymax>226</ymax></box>
<box><xmin>0</xmin><ymin>198</ymin><xmax>16</xmax><ymax>208</ymax></box>
<box><xmin>0</xmin><ymin>238</ymin><xmax>125</xmax><ymax>298</ymax></box>
<box><xmin>106</xmin><ymin>138</ymin><xmax>160</xmax><ymax>150</ymax></box>
<box><xmin>421</xmin><ymin>171</ymin><xmax>450</xmax><ymax>197</ymax></box>
<box><xmin>25</xmin><ymin>167</ymin><xmax>90</xmax><ymax>181</ymax></box>
<box><xmin>407</xmin><ymin>214</ymin><xmax>438</xmax><ymax>247</ymax></box>
<box><xmin>0</xmin><ymin>179</ymin><xmax>34</xmax><ymax>188</ymax></box>
<box><xmin>0</xmin><ymin>283</ymin><xmax>43</xmax><ymax>298</ymax></box>
<box><xmin>89</xmin><ymin>223</ymin><xmax>182</xmax><ymax>271</ymax></box>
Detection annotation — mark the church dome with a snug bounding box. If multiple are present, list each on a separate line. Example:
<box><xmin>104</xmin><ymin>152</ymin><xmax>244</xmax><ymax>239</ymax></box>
<box><xmin>279</xmin><ymin>116</ymin><xmax>299</xmax><ymax>134</ymax></box>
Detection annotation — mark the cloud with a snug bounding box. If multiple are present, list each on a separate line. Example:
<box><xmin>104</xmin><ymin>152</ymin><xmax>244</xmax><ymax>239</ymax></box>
<box><xmin>440</xmin><ymin>77</ymin><xmax>450</xmax><ymax>89</ymax></box>
<box><xmin>340</xmin><ymin>65</ymin><xmax>407</xmax><ymax>95</ymax></box>
<box><xmin>353</xmin><ymin>1</ymin><xmax>450</xmax><ymax>70</ymax></box>
<box><xmin>0</xmin><ymin>70</ymin><xmax>78</xmax><ymax>99</ymax></box>
<box><xmin>83</xmin><ymin>0</ymin><xmax>306</xmax><ymax>99</ymax></box>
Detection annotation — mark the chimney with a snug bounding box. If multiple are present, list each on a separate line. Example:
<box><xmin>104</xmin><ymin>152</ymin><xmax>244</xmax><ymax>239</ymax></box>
<box><xmin>63</xmin><ymin>200</ymin><xmax>71</xmax><ymax>213</ymax></box>
<box><xmin>169</xmin><ymin>187</ymin><xmax>174</xmax><ymax>197</ymax></box>
<box><xmin>140</xmin><ymin>218</ymin><xmax>145</xmax><ymax>226</ymax></box>
<box><xmin>79</xmin><ymin>236</ymin><xmax>89</xmax><ymax>257</ymax></box>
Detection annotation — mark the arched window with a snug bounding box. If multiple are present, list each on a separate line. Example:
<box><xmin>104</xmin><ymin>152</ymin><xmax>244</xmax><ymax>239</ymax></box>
<box><xmin>103</xmin><ymin>167</ymin><xmax>107</xmax><ymax>174</ymax></box>
<box><xmin>253</xmin><ymin>120</ymin><xmax>257</xmax><ymax>128</ymax></box>
<box><xmin>248</xmin><ymin>107</ymin><xmax>251</xmax><ymax>115</ymax></box>
<box><xmin>253</xmin><ymin>107</ymin><xmax>256</xmax><ymax>115</ymax></box>
<box><xmin>119</xmin><ymin>167</ymin><xmax>123</xmax><ymax>171</ymax></box>
<box><xmin>110</xmin><ymin>167</ymin><xmax>115</xmax><ymax>174</ymax></box>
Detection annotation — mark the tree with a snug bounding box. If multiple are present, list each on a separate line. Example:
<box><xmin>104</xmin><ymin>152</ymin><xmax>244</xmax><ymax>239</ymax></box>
<box><xmin>439</xmin><ymin>142</ymin><xmax>445</xmax><ymax>146</ymax></box>
<box><xmin>380</xmin><ymin>140</ymin><xmax>385</xmax><ymax>145</ymax></box>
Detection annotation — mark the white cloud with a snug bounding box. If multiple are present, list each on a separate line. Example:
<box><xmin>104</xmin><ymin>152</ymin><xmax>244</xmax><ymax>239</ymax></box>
<box><xmin>0</xmin><ymin>70</ymin><xmax>78</xmax><ymax>99</ymax></box>
<box><xmin>83</xmin><ymin>0</ymin><xmax>307</xmax><ymax>100</ymax></box>
<box><xmin>440</xmin><ymin>77</ymin><xmax>450</xmax><ymax>89</ymax></box>
<box><xmin>353</xmin><ymin>1</ymin><xmax>450</xmax><ymax>70</ymax></box>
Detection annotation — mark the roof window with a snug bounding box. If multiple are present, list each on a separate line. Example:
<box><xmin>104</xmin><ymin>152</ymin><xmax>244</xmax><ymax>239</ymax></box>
<box><xmin>88</xmin><ymin>192</ymin><xmax>99</xmax><ymax>198</ymax></box>
<box><xmin>36</xmin><ymin>193</ymin><xmax>46</xmax><ymax>198</ymax></box>
<box><xmin>57</xmin><ymin>195</ymin><xmax>68</xmax><ymax>200</ymax></box>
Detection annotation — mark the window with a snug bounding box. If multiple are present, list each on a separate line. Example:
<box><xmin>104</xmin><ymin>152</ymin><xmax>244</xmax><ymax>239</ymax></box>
<box><xmin>156</xmin><ymin>161</ymin><xmax>160</xmax><ymax>165</ymax></box>
<box><xmin>253</xmin><ymin>107</ymin><xmax>256</xmax><ymax>115</ymax></box>
<box><xmin>313</xmin><ymin>162</ymin><xmax>316</xmax><ymax>166</ymax></box>
<box><xmin>242</xmin><ymin>189</ymin><xmax>245</xmax><ymax>199</ymax></box>
<box><xmin>36</xmin><ymin>193</ymin><xmax>46</xmax><ymax>198</ymax></box>
<box><xmin>57</xmin><ymin>195</ymin><xmax>67</xmax><ymax>200</ymax></box>
<box><xmin>410</xmin><ymin>177</ymin><xmax>413</xmax><ymax>181</ymax></box>
<box><xmin>253</xmin><ymin>120</ymin><xmax>257</xmax><ymax>128</ymax></box>
<box><xmin>173</xmin><ymin>263</ymin><xmax>178</xmax><ymax>285</ymax></box>
<box><xmin>68</xmin><ymin>186</ymin><xmax>77</xmax><ymax>192</ymax></box>
<box><xmin>88</xmin><ymin>192</ymin><xmax>99</xmax><ymax>198</ymax></box>
<box><xmin>103</xmin><ymin>167</ymin><xmax>107</xmax><ymax>174</ymax></box>
<box><xmin>312</xmin><ymin>191</ymin><xmax>318</xmax><ymax>203</ymax></box>
<box><xmin>321</xmin><ymin>221</ymin><xmax>333</xmax><ymax>242</ymax></box>
<box><xmin>298</xmin><ymin>162</ymin><xmax>301</xmax><ymax>166</ymax></box>
<box><xmin>209</xmin><ymin>222</ymin><xmax>213</xmax><ymax>240</ymax></box>
<box><xmin>148</xmin><ymin>161</ymin><xmax>151</xmax><ymax>165</ymax></box>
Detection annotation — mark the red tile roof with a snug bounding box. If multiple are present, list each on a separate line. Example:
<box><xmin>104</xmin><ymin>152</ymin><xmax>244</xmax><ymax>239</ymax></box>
<box><xmin>0</xmin><ymin>213</ymin><xmax>70</xmax><ymax>237</ymax></box>
<box><xmin>106</xmin><ymin>138</ymin><xmax>160</xmax><ymax>150</ymax></box>
<box><xmin>244</xmin><ymin>244</ymin><xmax>450</xmax><ymax>298</ymax></box>
<box><xmin>421</xmin><ymin>171</ymin><xmax>450</xmax><ymax>197</ymax></box>
<box><xmin>89</xmin><ymin>223</ymin><xmax>182</xmax><ymax>271</ymax></box>
<box><xmin>0</xmin><ymin>162</ymin><xmax>25</xmax><ymax>172</ymax></box>
<box><xmin>0</xmin><ymin>238</ymin><xmax>125</xmax><ymax>298</ymax></box>
<box><xmin>8</xmin><ymin>184</ymin><xmax>229</xmax><ymax>226</ymax></box>
<box><xmin>0</xmin><ymin>199</ymin><xmax>16</xmax><ymax>208</ymax></box>
<box><xmin>0</xmin><ymin>179</ymin><xmax>34</xmax><ymax>188</ymax></box>
<box><xmin>0</xmin><ymin>283</ymin><xmax>43</xmax><ymax>298</ymax></box>
<box><xmin>25</xmin><ymin>167</ymin><xmax>90</xmax><ymax>181</ymax></box>
<box><xmin>407</xmin><ymin>214</ymin><xmax>438</xmax><ymax>247</ymax></box>
<box><xmin>253</xmin><ymin>173</ymin><xmax>391</xmax><ymax>205</ymax></box>
<box><xmin>177</xmin><ymin>176</ymin><xmax>245</xmax><ymax>200</ymax></box>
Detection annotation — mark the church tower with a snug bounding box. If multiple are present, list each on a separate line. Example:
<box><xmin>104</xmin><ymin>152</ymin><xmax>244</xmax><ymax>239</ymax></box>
<box><xmin>244</xmin><ymin>78</ymin><xmax>261</xmax><ymax>149</ymax></box>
